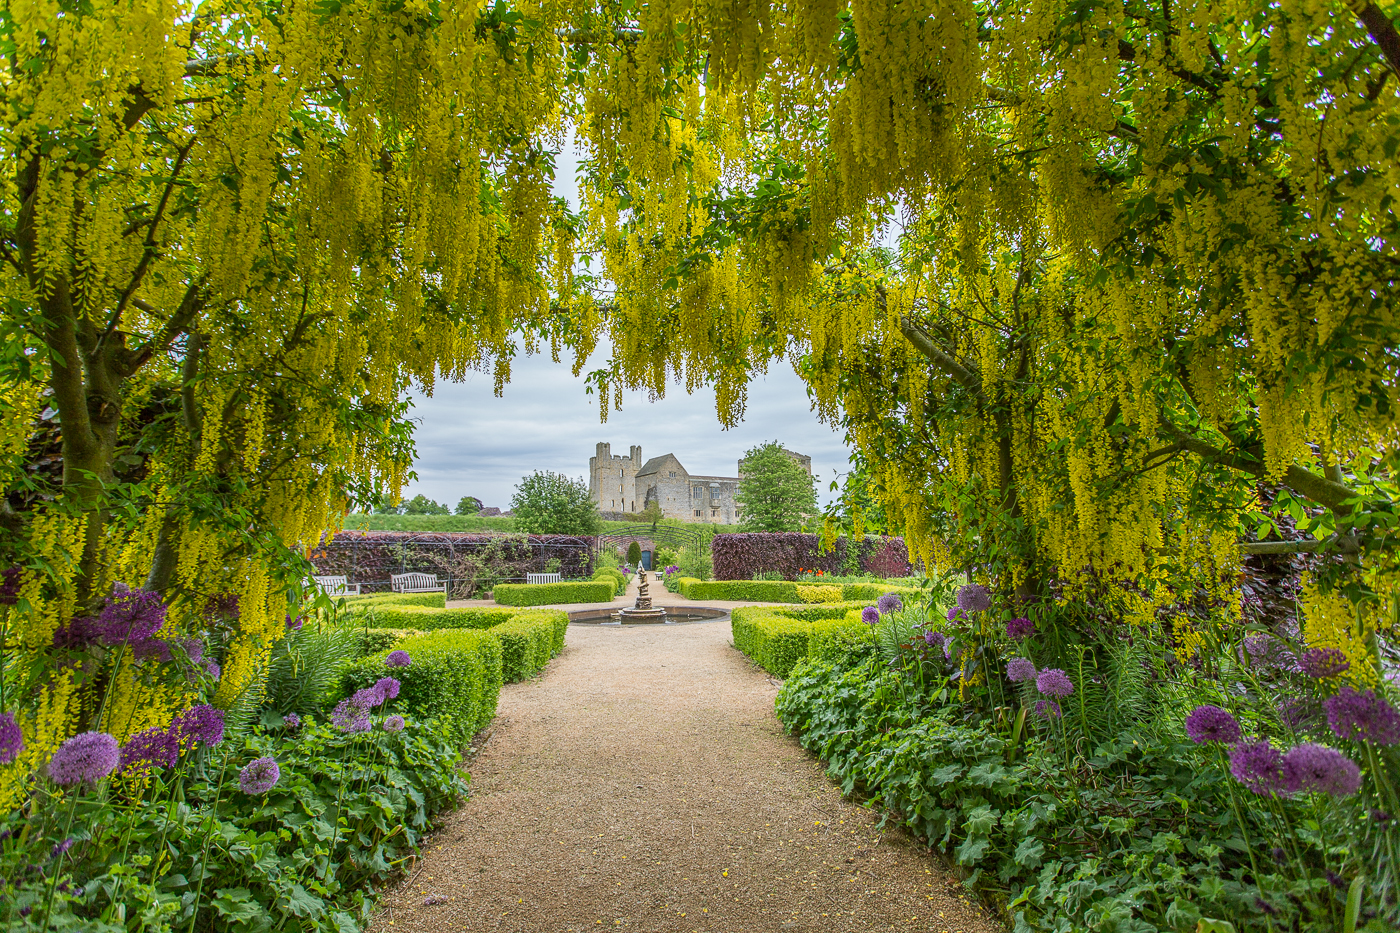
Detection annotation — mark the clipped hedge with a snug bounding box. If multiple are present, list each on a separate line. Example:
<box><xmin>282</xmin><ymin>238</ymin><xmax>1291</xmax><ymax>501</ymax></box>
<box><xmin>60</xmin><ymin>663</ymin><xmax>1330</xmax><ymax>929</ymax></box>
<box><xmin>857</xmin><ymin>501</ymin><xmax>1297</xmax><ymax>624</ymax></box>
<box><xmin>730</xmin><ymin>606</ymin><xmax>873</xmax><ymax>677</ymax></box>
<box><xmin>341</xmin><ymin>604</ymin><xmax>515</xmax><ymax>630</ymax></box>
<box><xmin>344</xmin><ymin>592</ymin><xmax>447</xmax><ymax>609</ymax></box>
<box><xmin>493</xmin><ymin>581</ymin><xmax>614</xmax><ymax>606</ymax></box>
<box><xmin>710</xmin><ymin>532</ymin><xmax>911</xmax><ymax>580</ymax></box>
<box><xmin>493</xmin><ymin>609</ymin><xmax>569</xmax><ymax>681</ymax></box>
<box><xmin>674</xmin><ymin>579</ymin><xmax>801</xmax><ymax>602</ymax></box>
<box><xmin>340</xmin><ymin>629</ymin><xmax>503</xmax><ymax>745</ymax></box>
<box><xmin>591</xmin><ymin>568</ymin><xmax>628</xmax><ymax>597</ymax></box>
<box><xmin>840</xmin><ymin>583</ymin><xmax>919</xmax><ymax>602</ymax></box>
<box><xmin>352</xmin><ymin>628</ymin><xmax>418</xmax><ymax>656</ymax></box>
<box><xmin>796</xmin><ymin>584</ymin><xmax>844</xmax><ymax>604</ymax></box>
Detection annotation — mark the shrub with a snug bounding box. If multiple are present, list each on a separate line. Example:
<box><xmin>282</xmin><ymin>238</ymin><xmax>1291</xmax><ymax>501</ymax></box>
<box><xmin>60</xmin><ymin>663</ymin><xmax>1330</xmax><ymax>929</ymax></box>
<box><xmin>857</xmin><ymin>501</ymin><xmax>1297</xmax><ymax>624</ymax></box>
<box><xmin>796</xmin><ymin>584</ymin><xmax>843</xmax><ymax>603</ymax></box>
<box><xmin>493</xmin><ymin>610</ymin><xmax>568</xmax><ymax>681</ymax></box>
<box><xmin>340</xmin><ymin>629</ymin><xmax>503</xmax><ymax>745</ymax></box>
<box><xmin>353</xmin><ymin>627</ymin><xmax>417</xmax><ymax>655</ymax></box>
<box><xmin>345</xmin><ymin>591</ymin><xmax>447</xmax><ymax>609</ymax></box>
<box><xmin>710</xmin><ymin>532</ymin><xmax>910</xmax><ymax>580</ymax></box>
<box><xmin>808</xmin><ymin>618</ymin><xmax>875</xmax><ymax>662</ymax></box>
<box><xmin>626</xmin><ymin>540</ymin><xmax>642</xmax><ymax>564</ymax></box>
<box><xmin>592</xmin><ymin>567</ymin><xmax>628</xmax><ymax>596</ymax></box>
<box><xmin>730</xmin><ymin>608</ymin><xmax>812</xmax><ymax>677</ymax></box>
<box><xmin>839</xmin><ymin>582</ymin><xmax>919</xmax><ymax>602</ymax></box>
<box><xmin>264</xmin><ymin>626</ymin><xmax>362</xmax><ymax>716</ymax></box>
<box><xmin>493</xmin><ymin>581</ymin><xmax>613</xmax><ymax>606</ymax></box>
<box><xmin>676</xmin><ymin>579</ymin><xmax>801</xmax><ymax>602</ymax></box>
<box><xmin>676</xmin><ymin>545</ymin><xmax>712</xmax><ymax>580</ymax></box>
<box><xmin>341</xmin><ymin>604</ymin><xmax>515</xmax><ymax>630</ymax></box>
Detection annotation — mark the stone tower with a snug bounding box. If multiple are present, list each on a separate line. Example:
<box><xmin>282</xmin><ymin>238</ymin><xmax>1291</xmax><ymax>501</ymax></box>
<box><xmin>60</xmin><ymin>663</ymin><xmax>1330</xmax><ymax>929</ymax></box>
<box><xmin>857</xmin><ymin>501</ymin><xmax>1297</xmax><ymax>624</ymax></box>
<box><xmin>590</xmin><ymin>442</ymin><xmax>644</xmax><ymax>513</ymax></box>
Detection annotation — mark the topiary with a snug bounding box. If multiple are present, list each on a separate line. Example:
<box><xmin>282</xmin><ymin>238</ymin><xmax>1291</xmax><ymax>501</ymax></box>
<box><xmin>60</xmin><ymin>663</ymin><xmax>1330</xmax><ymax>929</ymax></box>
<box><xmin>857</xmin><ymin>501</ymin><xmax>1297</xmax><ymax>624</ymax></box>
<box><xmin>626</xmin><ymin>541</ymin><xmax>642</xmax><ymax>565</ymax></box>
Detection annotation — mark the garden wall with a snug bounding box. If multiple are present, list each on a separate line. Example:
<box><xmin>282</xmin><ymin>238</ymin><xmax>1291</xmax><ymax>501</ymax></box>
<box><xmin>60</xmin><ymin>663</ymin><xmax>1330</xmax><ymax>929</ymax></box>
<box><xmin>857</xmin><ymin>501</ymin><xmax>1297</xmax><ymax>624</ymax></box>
<box><xmin>710</xmin><ymin>533</ymin><xmax>910</xmax><ymax>580</ymax></box>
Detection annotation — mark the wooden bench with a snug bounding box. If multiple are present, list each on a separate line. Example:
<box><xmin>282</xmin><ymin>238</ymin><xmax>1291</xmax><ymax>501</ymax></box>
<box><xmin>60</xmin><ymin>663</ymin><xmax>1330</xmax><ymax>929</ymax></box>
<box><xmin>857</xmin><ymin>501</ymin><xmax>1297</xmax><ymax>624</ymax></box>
<box><xmin>313</xmin><ymin>575</ymin><xmax>360</xmax><ymax>596</ymax></box>
<box><xmin>526</xmin><ymin>573</ymin><xmax>562</xmax><ymax>585</ymax></box>
<box><xmin>391</xmin><ymin>572</ymin><xmax>445</xmax><ymax>593</ymax></box>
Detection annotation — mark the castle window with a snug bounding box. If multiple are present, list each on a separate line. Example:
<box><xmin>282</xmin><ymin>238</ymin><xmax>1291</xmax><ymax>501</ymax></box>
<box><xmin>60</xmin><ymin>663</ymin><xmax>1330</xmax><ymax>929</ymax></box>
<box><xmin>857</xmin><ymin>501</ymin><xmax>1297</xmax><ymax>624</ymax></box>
<box><xmin>669</xmin><ymin>471</ymin><xmax>675</xmax><ymax>477</ymax></box>
<box><xmin>694</xmin><ymin>509</ymin><xmax>701</xmax><ymax>517</ymax></box>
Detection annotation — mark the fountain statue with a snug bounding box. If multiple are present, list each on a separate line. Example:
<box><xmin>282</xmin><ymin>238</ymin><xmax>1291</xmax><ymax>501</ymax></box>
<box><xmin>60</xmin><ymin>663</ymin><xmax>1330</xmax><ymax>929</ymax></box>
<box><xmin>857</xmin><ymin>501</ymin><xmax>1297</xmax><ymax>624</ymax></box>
<box><xmin>617</xmin><ymin>568</ymin><xmax>668</xmax><ymax>623</ymax></box>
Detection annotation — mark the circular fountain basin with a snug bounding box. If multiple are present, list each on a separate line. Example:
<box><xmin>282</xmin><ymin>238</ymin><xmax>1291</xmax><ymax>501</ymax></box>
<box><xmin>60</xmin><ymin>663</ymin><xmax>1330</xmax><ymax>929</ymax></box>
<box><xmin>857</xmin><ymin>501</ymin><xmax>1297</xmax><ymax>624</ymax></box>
<box><xmin>568</xmin><ymin>606</ymin><xmax>728</xmax><ymax>625</ymax></box>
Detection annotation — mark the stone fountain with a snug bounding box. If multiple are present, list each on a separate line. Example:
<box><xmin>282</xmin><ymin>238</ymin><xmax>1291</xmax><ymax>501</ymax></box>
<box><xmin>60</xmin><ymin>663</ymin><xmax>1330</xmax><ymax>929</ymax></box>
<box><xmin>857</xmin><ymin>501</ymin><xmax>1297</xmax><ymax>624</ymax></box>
<box><xmin>617</xmin><ymin>569</ymin><xmax>668</xmax><ymax>623</ymax></box>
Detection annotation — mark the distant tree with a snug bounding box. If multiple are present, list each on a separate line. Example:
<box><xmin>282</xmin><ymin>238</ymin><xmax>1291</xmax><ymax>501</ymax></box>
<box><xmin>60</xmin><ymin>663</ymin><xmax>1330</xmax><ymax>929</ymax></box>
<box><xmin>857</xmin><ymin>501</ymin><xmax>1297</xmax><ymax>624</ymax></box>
<box><xmin>455</xmin><ymin>495</ymin><xmax>484</xmax><ymax>515</ymax></box>
<box><xmin>736</xmin><ymin>441</ymin><xmax>818</xmax><ymax>532</ymax></box>
<box><xmin>403</xmin><ymin>494</ymin><xmax>450</xmax><ymax>515</ymax></box>
<box><xmin>626</xmin><ymin>541</ymin><xmax>643</xmax><ymax>565</ymax></box>
<box><xmin>510</xmin><ymin>472</ymin><xmax>601</xmax><ymax>535</ymax></box>
<box><xmin>637</xmin><ymin>500</ymin><xmax>664</xmax><ymax>533</ymax></box>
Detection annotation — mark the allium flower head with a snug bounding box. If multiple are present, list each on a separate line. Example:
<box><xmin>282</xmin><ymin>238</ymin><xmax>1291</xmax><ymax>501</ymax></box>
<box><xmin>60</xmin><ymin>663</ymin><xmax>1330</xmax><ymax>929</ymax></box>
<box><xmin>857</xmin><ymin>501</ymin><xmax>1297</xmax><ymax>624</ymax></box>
<box><xmin>331</xmin><ymin>698</ymin><xmax>371</xmax><ymax>733</ymax></box>
<box><xmin>1230</xmin><ymin>739</ymin><xmax>1292</xmax><ymax>795</ymax></box>
<box><xmin>285</xmin><ymin>614</ymin><xmax>304</xmax><ymax>632</ymax></box>
<box><xmin>51</xmin><ymin>615</ymin><xmax>103</xmax><ymax>650</ymax></box>
<box><xmin>385</xmin><ymin>650</ymin><xmax>411</xmax><ymax>668</ymax></box>
<box><xmin>1324</xmin><ymin>687</ymin><xmax>1400</xmax><ymax>746</ymax></box>
<box><xmin>97</xmin><ymin>588</ymin><xmax>167</xmax><ymax>646</ymax></box>
<box><xmin>203</xmin><ymin>593</ymin><xmax>240</xmax><ymax>622</ymax></box>
<box><xmin>860</xmin><ymin>606</ymin><xmax>880</xmax><ymax>626</ymax></box>
<box><xmin>1034</xmin><ymin>699</ymin><xmax>1061</xmax><ymax>720</ymax></box>
<box><xmin>384</xmin><ymin>715</ymin><xmax>406</xmax><ymax>733</ymax></box>
<box><xmin>171</xmin><ymin>704</ymin><xmax>225</xmax><ymax>748</ymax></box>
<box><xmin>0</xmin><ymin>713</ymin><xmax>23</xmax><ymax>765</ymax></box>
<box><xmin>1185</xmin><ymin>705</ymin><xmax>1243</xmax><ymax>744</ymax></box>
<box><xmin>1006</xmin><ymin>659</ymin><xmax>1037</xmax><ymax>683</ymax></box>
<box><xmin>1036</xmin><ymin>668</ymin><xmax>1074</xmax><ymax>697</ymax></box>
<box><xmin>1278</xmin><ymin>697</ymin><xmax>1320</xmax><ymax>730</ymax></box>
<box><xmin>946</xmin><ymin>606</ymin><xmax>968</xmax><ymax>625</ymax></box>
<box><xmin>118</xmin><ymin>726</ymin><xmax>179</xmax><ymax>774</ymax></box>
<box><xmin>1298</xmin><ymin>647</ymin><xmax>1351</xmax><ymax>679</ymax></box>
<box><xmin>48</xmin><ymin>732</ymin><xmax>119</xmax><ymax>785</ymax></box>
<box><xmin>923</xmin><ymin>631</ymin><xmax>946</xmax><ymax>651</ymax></box>
<box><xmin>203</xmin><ymin>660</ymin><xmax>221</xmax><ymax>680</ymax></box>
<box><xmin>282</xmin><ymin>713</ymin><xmax>301</xmax><ymax>731</ymax></box>
<box><xmin>353</xmin><ymin>686</ymin><xmax>386</xmax><ymax>709</ymax></box>
<box><xmin>374</xmin><ymin>677</ymin><xmax>401</xmax><ymax>701</ymax></box>
<box><xmin>955</xmin><ymin>585</ymin><xmax>992</xmax><ymax>613</ymax></box>
<box><xmin>1282</xmin><ymin>743</ymin><xmax>1362</xmax><ymax>797</ymax></box>
<box><xmin>877</xmin><ymin>594</ymin><xmax>903</xmax><ymax>615</ymax></box>
<box><xmin>178</xmin><ymin>637</ymin><xmax>205</xmax><ymax>664</ymax></box>
<box><xmin>1006</xmin><ymin>617</ymin><xmax>1036</xmax><ymax>640</ymax></box>
<box><xmin>1244</xmin><ymin>634</ymin><xmax>1286</xmax><ymax>669</ymax></box>
<box><xmin>238</xmin><ymin>757</ymin><xmax>281</xmax><ymax>795</ymax></box>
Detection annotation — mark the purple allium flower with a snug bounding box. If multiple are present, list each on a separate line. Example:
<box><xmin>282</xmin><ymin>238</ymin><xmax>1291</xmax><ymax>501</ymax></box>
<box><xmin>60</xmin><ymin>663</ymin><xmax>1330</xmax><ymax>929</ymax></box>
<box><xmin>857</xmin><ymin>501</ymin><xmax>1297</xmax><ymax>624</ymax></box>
<box><xmin>203</xmin><ymin>659</ymin><xmax>221</xmax><ymax>680</ymax></box>
<box><xmin>0</xmin><ymin>713</ymin><xmax>23</xmax><ymax>765</ymax></box>
<box><xmin>1324</xmin><ymin>687</ymin><xmax>1400</xmax><ymax>746</ymax></box>
<box><xmin>1298</xmin><ymin>647</ymin><xmax>1351</xmax><ymax>679</ymax></box>
<box><xmin>49</xmin><ymin>838</ymin><xmax>73</xmax><ymax>859</ymax></box>
<box><xmin>0</xmin><ymin>566</ymin><xmax>20</xmax><ymax>606</ymax></box>
<box><xmin>18</xmin><ymin>906</ymin><xmax>30</xmax><ymax>918</ymax></box>
<box><xmin>282</xmin><ymin>713</ymin><xmax>301</xmax><ymax>731</ymax></box>
<box><xmin>1277</xmin><ymin>697</ymin><xmax>1319</xmax><ymax>730</ymax></box>
<box><xmin>331</xmin><ymin>698</ymin><xmax>371</xmax><ymax>733</ymax></box>
<box><xmin>51</xmin><ymin>615</ymin><xmax>103</xmax><ymax>650</ymax></box>
<box><xmin>877</xmin><ymin>594</ymin><xmax>903</xmax><ymax>615</ymax></box>
<box><xmin>1229</xmin><ymin>739</ymin><xmax>1292</xmax><ymax>795</ymax></box>
<box><xmin>203</xmin><ymin>593</ymin><xmax>240</xmax><ymax>622</ymax></box>
<box><xmin>1006</xmin><ymin>659</ymin><xmax>1037</xmax><ymax>683</ymax></box>
<box><xmin>955</xmin><ymin>584</ymin><xmax>992</xmax><ymax>613</ymax></box>
<box><xmin>353</xmin><ymin>686</ymin><xmax>386</xmax><ymax>709</ymax></box>
<box><xmin>385</xmin><ymin>650</ymin><xmax>411</xmax><ymax>669</ymax></box>
<box><xmin>131</xmin><ymin>637</ymin><xmax>172</xmax><ymax>663</ymax></box>
<box><xmin>97</xmin><ymin>588</ymin><xmax>167</xmax><ymax>646</ymax></box>
<box><xmin>384</xmin><ymin>715</ymin><xmax>406</xmax><ymax>733</ymax></box>
<box><xmin>1034</xmin><ymin>699</ymin><xmax>1061</xmax><ymax>720</ymax></box>
<box><xmin>171</xmin><ymin>704</ymin><xmax>225</xmax><ymax>748</ymax></box>
<box><xmin>238</xmin><ymin>757</ymin><xmax>281</xmax><ymax>795</ymax></box>
<box><xmin>1373</xmin><ymin>809</ymin><xmax>1393</xmax><ymax>824</ymax></box>
<box><xmin>374</xmin><ymin>677</ymin><xmax>401</xmax><ymax>701</ymax></box>
<box><xmin>1243</xmin><ymin>634</ymin><xmax>1286</xmax><ymax>669</ymax></box>
<box><xmin>118</xmin><ymin>726</ymin><xmax>179</xmax><ymax>774</ymax></box>
<box><xmin>860</xmin><ymin>606</ymin><xmax>880</xmax><ymax>626</ymax></box>
<box><xmin>1036</xmin><ymin>668</ymin><xmax>1074</xmax><ymax>697</ymax></box>
<box><xmin>285</xmin><ymin>614</ymin><xmax>304</xmax><ymax>632</ymax></box>
<box><xmin>1185</xmin><ymin>705</ymin><xmax>1243</xmax><ymax>744</ymax></box>
<box><xmin>47</xmin><ymin>732</ymin><xmax>119</xmax><ymax>786</ymax></box>
<box><xmin>1006</xmin><ymin>617</ymin><xmax>1035</xmax><ymax>639</ymax></box>
<box><xmin>946</xmin><ymin>606</ymin><xmax>968</xmax><ymax>624</ymax></box>
<box><xmin>178</xmin><ymin>638</ymin><xmax>205</xmax><ymax>664</ymax></box>
<box><xmin>1282</xmin><ymin>743</ymin><xmax>1362</xmax><ymax>797</ymax></box>
<box><xmin>923</xmin><ymin>630</ymin><xmax>946</xmax><ymax>651</ymax></box>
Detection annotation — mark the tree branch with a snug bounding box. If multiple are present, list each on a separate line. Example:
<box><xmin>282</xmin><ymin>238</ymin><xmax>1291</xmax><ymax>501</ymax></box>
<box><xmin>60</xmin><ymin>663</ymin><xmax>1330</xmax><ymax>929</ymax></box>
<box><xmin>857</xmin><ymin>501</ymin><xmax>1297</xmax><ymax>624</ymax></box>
<box><xmin>898</xmin><ymin>316</ymin><xmax>981</xmax><ymax>392</ymax></box>
<box><xmin>1348</xmin><ymin>0</ymin><xmax>1400</xmax><ymax>78</ymax></box>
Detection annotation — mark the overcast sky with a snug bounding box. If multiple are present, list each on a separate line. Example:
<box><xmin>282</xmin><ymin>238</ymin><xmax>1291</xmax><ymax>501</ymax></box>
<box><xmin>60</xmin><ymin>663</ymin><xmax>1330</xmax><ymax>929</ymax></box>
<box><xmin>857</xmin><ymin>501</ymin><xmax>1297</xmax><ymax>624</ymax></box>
<box><xmin>393</xmin><ymin>138</ymin><xmax>853</xmax><ymax>512</ymax></box>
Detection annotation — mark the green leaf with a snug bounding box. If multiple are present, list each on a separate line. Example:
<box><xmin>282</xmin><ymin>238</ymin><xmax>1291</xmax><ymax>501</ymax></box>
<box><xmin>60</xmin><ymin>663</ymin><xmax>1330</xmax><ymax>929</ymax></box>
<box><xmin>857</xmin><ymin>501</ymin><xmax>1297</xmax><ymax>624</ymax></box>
<box><xmin>212</xmin><ymin>888</ymin><xmax>262</xmax><ymax>922</ymax></box>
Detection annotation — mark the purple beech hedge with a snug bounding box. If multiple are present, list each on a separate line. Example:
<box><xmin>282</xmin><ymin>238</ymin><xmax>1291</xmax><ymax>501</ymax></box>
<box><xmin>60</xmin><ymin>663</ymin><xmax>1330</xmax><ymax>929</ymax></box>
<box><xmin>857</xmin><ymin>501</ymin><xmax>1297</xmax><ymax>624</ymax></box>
<box><xmin>310</xmin><ymin>531</ymin><xmax>594</xmax><ymax>589</ymax></box>
<box><xmin>711</xmin><ymin>533</ymin><xmax>910</xmax><ymax>581</ymax></box>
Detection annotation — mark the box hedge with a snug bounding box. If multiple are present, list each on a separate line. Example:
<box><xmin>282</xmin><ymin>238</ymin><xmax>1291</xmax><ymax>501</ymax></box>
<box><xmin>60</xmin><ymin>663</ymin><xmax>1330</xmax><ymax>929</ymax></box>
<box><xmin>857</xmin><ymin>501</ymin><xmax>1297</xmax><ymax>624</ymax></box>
<box><xmin>351</xmin><ymin>628</ymin><xmax>418</xmax><ymax>656</ymax></box>
<box><xmin>493</xmin><ymin>609</ymin><xmax>568</xmax><ymax>682</ymax></box>
<box><xmin>493</xmin><ymin>581</ymin><xmax>614</xmax><ymax>606</ymax></box>
<box><xmin>344</xmin><ymin>592</ymin><xmax>447</xmax><ymax>609</ymax></box>
<box><xmin>340</xmin><ymin>629</ymin><xmax>503</xmax><ymax>745</ymax></box>
<box><xmin>340</xmin><ymin>604</ymin><xmax>515</xmax><ymax>630</ymax></box>
<box><xmin>796</xmin><ymin>584</ymin><xmax>844</xmax><ymax>604</ymax></box>
<box><xmin>674</xmin><ymin>579</ymin><xmax>801</xmax><ymax>602</ymax></box>
<box><xmin>839</xmin><ymin>583</ymin><xmax>920</xmax><ymax>602</ymax></box>
<box><xmin>591</xmin><ymin>568</ymin><xmax>628</xmax><ymax>597</ymax></box>
<box><xmin>731</xmin><ymin>606</ymin><xmax>874</xmax><ymax>677</ymax></box>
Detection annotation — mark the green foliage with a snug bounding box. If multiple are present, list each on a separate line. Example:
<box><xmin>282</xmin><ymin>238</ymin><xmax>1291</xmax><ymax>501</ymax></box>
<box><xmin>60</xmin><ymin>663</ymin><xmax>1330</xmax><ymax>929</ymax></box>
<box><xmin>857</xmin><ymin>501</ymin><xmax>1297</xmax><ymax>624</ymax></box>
<box><xmin>455</xmin><ymin>495</ymin><xmax>484</xmax><ymax>515</ymax></box>
<box><xmin>735</xmin><ymin>441</ymin><xmax>818</xmax><ymax>532</ymax></box>
<box><xmin>731</xmin><ymin>606</ymin><xmax>872</xmax><ymax>677</ymax></box>
<box><xmin>509</xmin><ymin>470</ymin><xmax>601</xmax><ymax>535</ymax></box>
<box><xmin>340</xmin><ymin>604</ymin><xmax>514</xmax><ymax>630</ymax></box>
<box><xmin>677</xmin><ymin>579</ymin><xmax>800</xmax><ymax>601</ymax></box>
<box><xmin>345</xmin><ymin>513</ymin><xmax>520</xmax><ymax>532</ymax></box>
<box><xmin>795</xmin><ymin>584</ymin><xmax>844</xmax><ymax>603</ymax></box>
<box><xmin>341</xmin><ymin>630</ymin><xmax>503</xmax><ymax>746</ymax></box>
<box><xmin>676</xmin><ymin>546</ymin><xmax>712</xmax><ymax>580</ymax></box>
<box><xmin>345</xmin><ymin>592</ymin><xmax>448</xmax><ymax>609</ymax></box>
<box><xmin>591</xmin><ymin>567</ymin><xmax>628</xmax><ymax>597</ymax></box>
<box><xmin>1</xmin><ymin>718</ymin><xmax>467</xmax><ymax>931</ymax></box>
<box><xmin>402</xmin><ymin>493</ymin><xmax>450</xmax><ymax>515</ymax></box>
<box><xmin>264</xmin><ymin>626</ymin><xmax>363</xmax><ymax>717</ymax></box>
<box><xmin>492</xmin><ymin>581</ymin><xmax>613</xmax><ymax>606</ymax></box>
<box><xmin>350</xmin><ymin>628</ymin><xmax>417</xmax><ymax>656</ymax></box>
<box><xmin>626</xmin><ymin>540</ymin><xmax>642</xmax><ymax>564</ymax></box>
<box><xmin>492</xmin><ymin>610</ymin><xmax>568</xmax><ymax>682</ymax></box>
<box><xmin>838</xmin><ymin>583</ymin><xmax>920</xmax><ymax>602</ymax></box>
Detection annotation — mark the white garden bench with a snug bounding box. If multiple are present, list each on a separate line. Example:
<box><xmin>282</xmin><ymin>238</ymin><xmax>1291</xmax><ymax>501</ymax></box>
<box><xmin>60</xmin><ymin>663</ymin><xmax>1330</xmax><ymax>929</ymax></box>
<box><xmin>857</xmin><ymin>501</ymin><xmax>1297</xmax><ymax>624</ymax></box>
<box><xmin>313</xmin><ymin>575</ymin><xmax>360</xmax><ymax>596</ymax></box>
<box><xmin>526</xmin><ymin>573</ymin><xmax>562</xmax><ymax>584</ymax></box>
<box><xmin>390</xmin><ymin>572</ymin><xmax>445</xmax><ymax>593</ymax></box>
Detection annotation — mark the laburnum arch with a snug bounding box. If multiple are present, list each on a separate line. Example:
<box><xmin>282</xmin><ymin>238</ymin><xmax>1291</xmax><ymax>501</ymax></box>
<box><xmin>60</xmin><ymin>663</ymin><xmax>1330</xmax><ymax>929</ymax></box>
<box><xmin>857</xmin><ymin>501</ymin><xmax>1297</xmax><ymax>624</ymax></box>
<box><xmin>1</xmin><ymin>0</ymin><xmax>1397</xmax><ymax>791</ymax></box>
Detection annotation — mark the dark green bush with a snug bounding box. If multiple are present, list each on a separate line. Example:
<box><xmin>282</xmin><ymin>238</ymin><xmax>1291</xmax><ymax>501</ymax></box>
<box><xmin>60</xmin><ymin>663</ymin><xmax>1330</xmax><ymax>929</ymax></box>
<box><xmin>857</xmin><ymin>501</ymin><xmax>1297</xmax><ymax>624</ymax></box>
<box><xmin>492</xmin><ymin>609</ymin><xmax>568</xmax><ymax>681</ymax></box>
<box><xmin>493</xmin><ymin>581</ymin><xmax>613</xmax><ymax>606</ymax></box>
<box><xmin>340</xmin><ymin>629</ymin><xmax>503</xmax><ymax>745</ymax></box>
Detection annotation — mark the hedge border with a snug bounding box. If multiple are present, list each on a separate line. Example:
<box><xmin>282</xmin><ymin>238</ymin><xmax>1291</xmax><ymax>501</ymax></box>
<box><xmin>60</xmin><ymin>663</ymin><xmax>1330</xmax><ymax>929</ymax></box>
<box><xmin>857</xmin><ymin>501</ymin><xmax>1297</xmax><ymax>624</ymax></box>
<box><xmin>493</xmin><ymin>581</ymin><xmax>615</xmax><ymax>606</ymax></box>
<box><xmin>731</xmin><ymin>605</ymin><xmax>876</xmax><ymax>677</ymax></box>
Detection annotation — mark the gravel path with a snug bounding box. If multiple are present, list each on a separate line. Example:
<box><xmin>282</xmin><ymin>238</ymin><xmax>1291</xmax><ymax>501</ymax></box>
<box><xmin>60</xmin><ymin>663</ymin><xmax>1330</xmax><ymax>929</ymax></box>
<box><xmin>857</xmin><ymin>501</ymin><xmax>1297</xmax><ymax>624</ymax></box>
<box><xmin>373</xmin><ymin>620</ymin><xmax>1003</xmax><ymax>933</ymax></box>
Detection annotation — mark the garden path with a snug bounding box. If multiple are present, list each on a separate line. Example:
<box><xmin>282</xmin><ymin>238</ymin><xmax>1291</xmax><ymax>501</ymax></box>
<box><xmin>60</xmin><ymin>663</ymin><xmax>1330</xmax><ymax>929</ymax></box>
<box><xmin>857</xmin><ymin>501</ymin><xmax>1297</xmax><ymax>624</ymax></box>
<box><xmin>370</xmin><ymin>620</ymin><xmax>1003</xmax><ymax>933</ymax></box>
